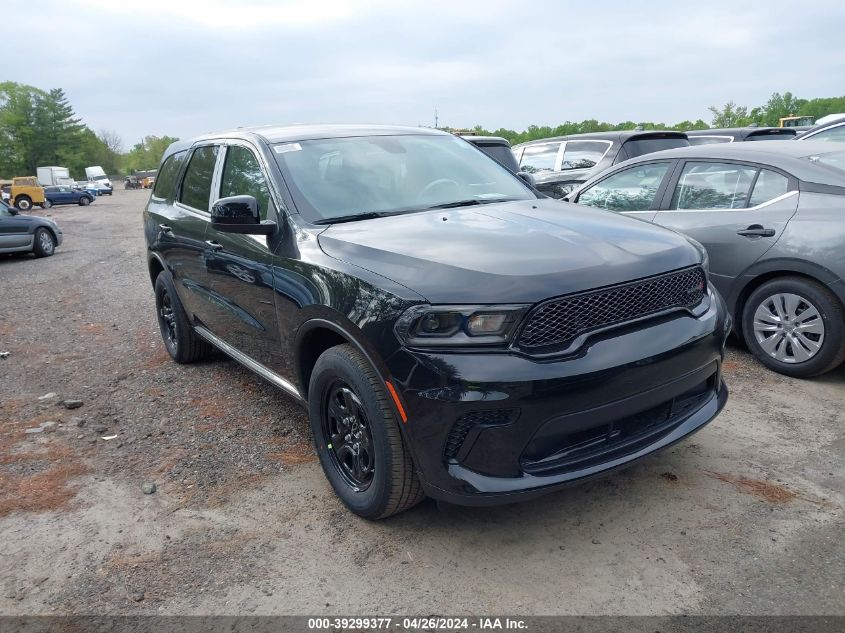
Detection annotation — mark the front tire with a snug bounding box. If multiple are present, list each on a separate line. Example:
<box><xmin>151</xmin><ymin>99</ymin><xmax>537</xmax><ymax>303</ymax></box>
<box><xmin>154</xmin><ymin>272</ymin><xmax>212</xmax><ymax>363</ymax></box>
<box><xmin>742</xmin><ymin>277</ymin><xmax>845</xmax><ymax>377</ymax></box>
<box><xmin>79</xmin><ymin>196</ymin><xmax>91</xmax><ymax>206</ymax></box>
<box><xmin>309</xmin><ymin>344</ymin><xmax>424</xmax><ymax>519</ymax></box>
<box><xmin>33</xmin><ymin>228</ymin><xmax>55</xmax><ymax>257</ymax></box>
<box><xmin>15</xmin><ymin>196</ymin><xmax>32</xmax><ymax>211</ymax></box>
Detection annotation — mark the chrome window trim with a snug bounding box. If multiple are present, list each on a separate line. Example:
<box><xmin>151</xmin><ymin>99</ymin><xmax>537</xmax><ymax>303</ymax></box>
<box><xmin>657</xmin><ymin>189</ymin><xmax>798</xmax><ymax>213</ymax></box>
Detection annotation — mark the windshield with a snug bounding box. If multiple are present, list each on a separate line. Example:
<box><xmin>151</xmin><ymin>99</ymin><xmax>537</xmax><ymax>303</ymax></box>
<box><xmin>273</xmin><ymin>134</ymin><xmax>535</xmax><ymax>222</ymax></box>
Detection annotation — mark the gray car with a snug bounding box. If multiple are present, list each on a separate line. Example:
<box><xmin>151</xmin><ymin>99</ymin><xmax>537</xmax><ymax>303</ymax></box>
<box><xmin>0</xmin><ymin>199</ymin><xmax>63</xmax><ymax>257</ymax></box>
<box><xmin>565</xmin><ymin>140</ymin><xmax>845</xmax><ymax>377</ymax></box>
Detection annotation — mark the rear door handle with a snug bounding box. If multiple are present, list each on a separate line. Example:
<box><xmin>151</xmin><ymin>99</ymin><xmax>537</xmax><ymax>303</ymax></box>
<box><xmin>737</xmin><ymin>225</ymin><xmax>775</xmax><ymax>238</ymax></box>
<box><xmin>205</xmin><ymin>240</ymin><xmax>224</xmax><ymax>251</ymax></box>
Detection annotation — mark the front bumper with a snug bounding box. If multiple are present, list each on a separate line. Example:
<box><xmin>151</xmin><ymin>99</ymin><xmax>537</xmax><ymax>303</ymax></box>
<box><xmin>388</xmin><ymin>289</ymin><xmax>730</xmax><ymax>505</ymax></box>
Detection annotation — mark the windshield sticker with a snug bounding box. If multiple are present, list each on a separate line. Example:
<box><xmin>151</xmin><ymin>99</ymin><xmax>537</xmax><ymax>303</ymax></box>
<box><xmin>274</xmin><ymin>143</ymin><xmax>302</xmax><ymax>154</ymax></box>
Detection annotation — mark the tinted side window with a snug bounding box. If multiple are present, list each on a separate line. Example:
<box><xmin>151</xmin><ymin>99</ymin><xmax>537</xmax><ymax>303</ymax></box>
<box><xmin>219</xmin><ymin>145</ymin><xmax>275</xmax><ymax>221</ymax></box>
<box><xmin>578</xmin><ymin>162</ymin><xmax>671</xmax><ymax>212</ymax></box>
<box><xmin>153</xmin><ymin>150</ymin><xmax>188</xmax><ymax>199</ymax></box>
<box><xmin>519</xmin><ymin>143</ymin><xmax>560</xmax><ymax>173</ymax></box>
<box><xmin>476</xmin><ymin>143</ymin><xmax>519</xmax><ymax>172</ymax></box>
<box><xmin>807</xmin><ymin>125</ymin><xmax>845</xmax><ymax>142</ymax></box>
<box><xmin>178</xmin><ymin>146</ymin><xmax>219</xmax><ymax>211</ymax></box>
<box><xmin>561</xmin><ymin>141</ymin><xmax>609</xmax><ymax>170</ymax></box>
<box><xmin>670</xmin><ymin>162</ymin><xmax>757</xmax><ymax>210</ymax></box>
<box><xmin>749</xmin><ymin>169</ymin><xmax>789</xmax><ymax>206</ymax></box>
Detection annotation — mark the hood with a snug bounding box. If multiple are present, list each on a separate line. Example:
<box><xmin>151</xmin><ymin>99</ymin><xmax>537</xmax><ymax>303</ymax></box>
<box><xmin>317</xmin><ymin>199</ymin><xmax>701</xmax><ymax>304</ymax></box>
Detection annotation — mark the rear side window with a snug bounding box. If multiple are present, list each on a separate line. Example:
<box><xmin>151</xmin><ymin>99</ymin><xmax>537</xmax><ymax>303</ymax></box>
<box><xmin>153</xmin><ymin>150</ymin><xmax>188</xmax><ymax>199</ymax></box>
<box><xmin>577</xmin><ymin>162</ymin><xmax>671</xmax><ymax>212</ymax></box>
<box><xmin>519</xmin><ymin>142</ymin><xmax>560</xmax><ymax>173</ymax></box>
<box><xmin>671</xmin><ymin>162</ymin><xmax>757</xmax><ymax>210</ymax></box>
<box><xmin>179</xmin><ymin>146</ymin><xmax>219</xmax><ymax>211</ymax></box>
<box><xmin>805</xmin><ymin>125</ymin><xmax>845</xmax><ymax>143</ymax></box>
<box><xmin>749</xmin><ymin>170</ymin><xmax>789</xmax><ymax>206</ymax></box>
<box><xmin>561</xmin><ymin>141</ymin><xmax>609</xmax><ymax>170</ymax></box>
<box><xmin>219</xmin><ymin>145</ymin><xmax>275</xmax><ymax>221</ymax></box>
<box><xmin>746</xmin><ymin>132</ymin><xmax>796</xmax><ymax>141</ymax></box>
<box><xmin>623</xmin><ymin>136</ymin><xmax>688</xmax><ymax>159</ymax></box>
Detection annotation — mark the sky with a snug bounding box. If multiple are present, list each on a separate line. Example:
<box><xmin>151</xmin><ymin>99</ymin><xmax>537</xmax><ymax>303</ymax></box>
<box><xmin>5</xmin><ymin>0</ymin><xmax>845</xmax><ymax>149</ymax></box>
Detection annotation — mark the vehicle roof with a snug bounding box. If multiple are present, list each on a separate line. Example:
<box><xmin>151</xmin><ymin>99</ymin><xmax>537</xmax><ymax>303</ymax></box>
<box><xmin>514</xmin><ymin>130</ymin><xmax>687</xmax><ymax>148</ymax></box>
<box><xmin>163</xmin><ymin>124</ymin><xmax>448</xmax><ymax>159</ymax></box>
<box><xmin>686</xmin><ymin>127</ymin><xmax>796</xmax><ymax>139</ymax></box>
<box><xmin>462</xmin><ymin>135</ymin><xmax>511</xmax><ymax>146</ymax></box>
<box><xmin>617</xmin><ymin>140</ymin><xmax>845</xmax><ymax>185</ymax></box>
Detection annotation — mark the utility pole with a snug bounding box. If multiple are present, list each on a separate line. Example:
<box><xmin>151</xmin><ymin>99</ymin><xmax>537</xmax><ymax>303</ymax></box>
<box><xmin>434</xmin><ymin>107</ymin><xmax>439</xmax><ymax>129</ymax></box>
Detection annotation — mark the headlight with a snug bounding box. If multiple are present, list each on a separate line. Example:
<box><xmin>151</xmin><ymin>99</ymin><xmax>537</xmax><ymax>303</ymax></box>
<box><xmin>394</xmin><ymin>305</ymin><xmax>528</xmax><ymax>347</ymax></box>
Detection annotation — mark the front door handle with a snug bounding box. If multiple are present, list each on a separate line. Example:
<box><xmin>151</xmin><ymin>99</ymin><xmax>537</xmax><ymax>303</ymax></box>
<box><xmin>205</xmin><ymin>240</ymin><xmax>224</xmax><ymax>251</ymax></box>
<box><xmin>158</xmin><ymin>223</ymin><xmax>173</xmax><ymax>235</ymax></box>
<box><xmin>737</xmin><ymin>225</ymin><xmax>775</xmax><ymax>238</ymax></box>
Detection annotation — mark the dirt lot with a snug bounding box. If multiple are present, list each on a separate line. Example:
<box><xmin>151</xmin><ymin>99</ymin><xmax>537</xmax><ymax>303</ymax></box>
<box><xmin>0</xmin><ymin>189</ymin><xmax>842</xmax><ymax>616</ymax></box>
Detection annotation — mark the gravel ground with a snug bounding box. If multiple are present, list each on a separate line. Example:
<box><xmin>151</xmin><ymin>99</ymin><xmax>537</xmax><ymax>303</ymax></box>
<box><xmin>0</xmin><ymin>189</ymin><xmax>842</xmax><ymax>615</ymax></box>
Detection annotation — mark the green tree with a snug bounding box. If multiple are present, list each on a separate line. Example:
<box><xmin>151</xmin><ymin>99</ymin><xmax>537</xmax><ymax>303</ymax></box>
<box><xmin>708</xmin><ymin>101</ymin><xmax>752</xmax><ymax>127</ymax></box>
<box><xmin>122</xmin><ymin>135</ymin><xmax>180</xmax><ymax>174</ymax></box>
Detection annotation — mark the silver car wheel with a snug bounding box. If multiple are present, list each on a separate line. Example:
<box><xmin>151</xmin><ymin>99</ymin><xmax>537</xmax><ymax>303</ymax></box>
<box><xmin>753</xmin><ymin>292</ymin><xmax>825</xmax><ymax>364</ymax></box>
<box><xmin>38</xmin><ymin>230</ymin><xmax>54</xmax><ymax>254</ymax></box>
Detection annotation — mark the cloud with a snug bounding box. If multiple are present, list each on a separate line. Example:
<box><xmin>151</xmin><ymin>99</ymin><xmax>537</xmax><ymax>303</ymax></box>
<box><xmin>5</xmin><ymin>0</ymin><xmax>845</xmax><ymax>144</ymax></box>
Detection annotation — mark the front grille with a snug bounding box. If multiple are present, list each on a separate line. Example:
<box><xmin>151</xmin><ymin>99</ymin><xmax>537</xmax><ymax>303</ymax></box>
<box><xmin>444</xmin><ymin>409</ymin><xmax>518</xmax><ymax>460</ymax></box>
<box><xmin>518</xmin><ymin>266</ymin><xmax>706</xmax><ymax>352</ymax></box>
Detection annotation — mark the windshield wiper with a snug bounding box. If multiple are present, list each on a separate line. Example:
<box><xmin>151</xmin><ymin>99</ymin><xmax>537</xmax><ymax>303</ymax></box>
<box><xmin>425</xmin><ymin>197</ymin><xmax>518</xmax><ymax>210</ymax></box>
<box><xmin>313</xmin><ymin>212</ymin><xmax>387</xmax><ymax>225</ymax></box>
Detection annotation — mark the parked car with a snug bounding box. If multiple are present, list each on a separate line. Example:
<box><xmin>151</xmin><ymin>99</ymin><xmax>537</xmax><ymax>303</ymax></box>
<box><xmin>144</xmin><ymin>124</ymin><xmax>729</xmax><ymax>518</ymax></box>
<box><xmin>462</xmin><ymin>135</ymin><xmax>521</xmax><ymax>173</ymax></box>
<box><xmin>687</xmin><ymin>127</ymin><xmax>797</xmax><ymax>145</ymax></box>
<box><xmin>4</xmin><ymin>177</ymin><xmax>47</xmax><ymax>211</ymax></box>
<box><xmin>142</xmin><ymin>176</ymin><xmax>156</xmax><ymax>189</ymax></box>
<box><xmin>513</xmin><ymin>131</ymin><xmax>689</xmax><ymax>198</ymax></box>
<box><xmin>75</xmin><ymin>181</ymin><xmax>101</xmax><ymax>197</ymax></box>
<box><xmin>0</xmin><ymin>199</ymin><xmax>63</xmax><ymax>257</ymax></box>
<box><xmin>124</xmin><ymin>176</ymin><xmax>142</xmax><ymax>189</ymax></box>
<box><xmin>43</xmin><ymin>185</ymin><xmax>95</xmax><ymax>207</ymax></box>
<box><xmin>795</xmin><ymin>115</ymin><xmax>845</xmax><ymax>143</ymax></box>
<box><xmin>565</xmin><ymin>141</ymin><xmax>845</xmax><ymax>377</ymax></box>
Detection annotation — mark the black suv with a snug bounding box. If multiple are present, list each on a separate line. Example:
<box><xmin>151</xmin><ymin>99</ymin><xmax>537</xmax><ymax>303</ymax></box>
<box><xmin>513</xmin><ymin>131</ymin><xmax>689</xmax><ymax>198</ymax></box>
<box><xmin>143</xmin><ymin>125</ymin><xmax>729</xmax><ymax>518</ymax></box>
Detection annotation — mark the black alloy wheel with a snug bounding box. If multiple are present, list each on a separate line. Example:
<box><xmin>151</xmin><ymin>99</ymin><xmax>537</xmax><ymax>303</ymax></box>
<box><xmin>323</xmin><ymin>382</ymin><xmax>376</xmax><ymax>490</ymax></box>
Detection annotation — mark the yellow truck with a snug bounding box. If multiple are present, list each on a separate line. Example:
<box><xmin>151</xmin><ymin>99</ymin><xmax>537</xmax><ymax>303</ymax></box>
<box><xmin>0</xmin><ymin>177</ymin><xmax>47</xmax><ymax>211</ymax></box>
<box><xmin>778</xmin><ymin>115</ymin><xmax>815</xmax><ymax>128</ymax></box>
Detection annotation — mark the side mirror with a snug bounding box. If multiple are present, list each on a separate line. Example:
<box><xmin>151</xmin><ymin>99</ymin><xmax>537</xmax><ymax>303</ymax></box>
<box><xmin>517</xmin><ymin>171</ymin><xmax>536</xmax><ymax>188</ymax></box>
<box><xmin>211</xmin><ymin>195</ymin><xmax>276</xmax><ymax>235</ymax></box>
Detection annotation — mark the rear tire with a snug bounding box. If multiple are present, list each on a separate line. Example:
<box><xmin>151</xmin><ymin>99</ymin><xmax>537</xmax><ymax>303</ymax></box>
<box><xmin>154</xmin><ymin>272</ymin><xmax>212</xmax><ymax>363</ymax></box>
<box><xmin>32</xmin><ymin>228</ymin><xmax>55</xmax><ymax>257</ymax></box>
<box><xmin>742</xmin><ymin>276</ymin><xmax>845</xmax><ymax>377</ymax></box>
<box><xmin>309</xmin><ymin>344</ymin><xmax>424</xmax><ymax>519</ymax></box>
<box><xmin>42</xmin><ymin>199</ymin><xmax>53</xmax><ymax>209</ymax></box>
<box><xmin>15</xmin><ymin>196</ymin><xmax>32</xmax><ymax>211</ymax></box>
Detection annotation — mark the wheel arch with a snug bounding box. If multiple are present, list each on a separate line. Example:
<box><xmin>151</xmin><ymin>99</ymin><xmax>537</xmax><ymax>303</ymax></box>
<box><xmin>147</xmin><ymin>253</ymin><xmax>166</xmax><ymax>288</ymax></box>
<box><xmin>294</xmin><ymin>318</ymin><xmax>392</xmax><ymax>398</ymax></box>
<box><xmin>730</xmin><ymin>258</ymin><xmax>845</xmax><ymax>340</ymax></box>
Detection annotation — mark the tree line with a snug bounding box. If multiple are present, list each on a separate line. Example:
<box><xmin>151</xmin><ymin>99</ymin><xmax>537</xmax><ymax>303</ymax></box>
<box><xmin>2</xmin><ymin>82</ymin><xmax>844</xmax><ymax>180</ymax></box>
<box><xmin>0</xmin><ymin>82</ymin><xmax>177</xmax><ymax>180</ymax></box>
<box><xmin>452</xmin><ymin>92</ymin><xmax>845</xmax><ymax>145</ymax></box>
